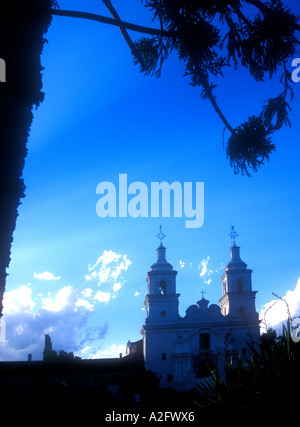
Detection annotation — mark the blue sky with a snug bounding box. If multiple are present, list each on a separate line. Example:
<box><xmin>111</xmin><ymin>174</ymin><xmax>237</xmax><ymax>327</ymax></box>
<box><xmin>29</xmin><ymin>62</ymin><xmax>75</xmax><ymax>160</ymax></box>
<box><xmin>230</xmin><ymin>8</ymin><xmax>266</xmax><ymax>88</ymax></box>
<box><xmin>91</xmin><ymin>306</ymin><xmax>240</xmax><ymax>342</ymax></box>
<box><xmin>1</xmin><ymin>0</ymin><xmax>300</xmax><ymax>360</ymax></box>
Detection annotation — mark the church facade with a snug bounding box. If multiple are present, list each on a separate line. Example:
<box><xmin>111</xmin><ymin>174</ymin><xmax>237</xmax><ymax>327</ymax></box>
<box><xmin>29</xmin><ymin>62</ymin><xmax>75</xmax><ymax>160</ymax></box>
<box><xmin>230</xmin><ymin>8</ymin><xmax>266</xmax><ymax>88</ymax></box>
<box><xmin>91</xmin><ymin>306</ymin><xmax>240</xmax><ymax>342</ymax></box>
<box><xmin>138</xmin><ymin>238</ymin><xmax>261</xmax><ymax>390</ymax></box>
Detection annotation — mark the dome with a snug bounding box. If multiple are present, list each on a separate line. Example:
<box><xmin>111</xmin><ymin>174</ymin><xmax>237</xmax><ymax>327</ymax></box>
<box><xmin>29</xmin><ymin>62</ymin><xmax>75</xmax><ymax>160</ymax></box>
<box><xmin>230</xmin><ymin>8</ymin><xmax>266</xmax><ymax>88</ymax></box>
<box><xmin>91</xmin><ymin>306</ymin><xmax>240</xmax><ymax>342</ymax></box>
<box><xmin>185</xmin><ymin>305</ymin><xmax>198</xmax><ymax>316</ymax></box>
<box><xmin>183</xmin><ymin>299</ymin><xmax>222</xmax><ymax>321</ymax></box>
<box><xmin>208</xmin><ymin>304</ymin><xmax>222</xmax><ymax>317</ymax></box>
<box><xmin>150</xmin><ymin>243</ymin><xmax>174</xmax><ymax>271</ymax></box>
<box><xmin>226</xmin><ymin>243</ymin><xmax>247</xmax><ymax>270</ymax></box>
<box><xmin>197</xmin><ymin>298</ymin><xmax>209</xmax><ymax>310</ymax></box>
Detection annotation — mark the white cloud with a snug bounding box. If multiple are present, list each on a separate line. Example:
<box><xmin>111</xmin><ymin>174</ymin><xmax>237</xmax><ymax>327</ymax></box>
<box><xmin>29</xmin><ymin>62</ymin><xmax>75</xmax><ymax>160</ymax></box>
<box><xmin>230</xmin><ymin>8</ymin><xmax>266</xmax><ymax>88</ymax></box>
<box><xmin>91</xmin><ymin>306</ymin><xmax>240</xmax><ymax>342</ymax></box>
<box><xmin>89</xmin><ymin>250</ymin><xmax>120</xmax><ymax>271</ymax></box>
<box><xmin>94</xmin><ymin>290</ymin><xmax>111</xmax><ymax>304</ymax></box>
<box><xmin>198</xmin><ymin>257</ymin><xmax>214</xmax><ymax>284</ymax></box>
<box><xmin>41</xmin><ymin>286</ymin><xmax>73</xmax><ymax>312</ymax></box>
<box><xmin>34</xmin><ymin>272</ymin><xmax>61</xmax><ymax>281</ymax></box>
<box><xmin>87</xmin><ymin>250</ymin><xmax>131</xmax><ymax>301</ymax></box>
<box><xmin>199</xmin><ymin>257</ymin><xmax>210</xmax><ymax>277</ymax></box>
<box><xmin>134</xmin><ymin>291</ymin><xmax>140</xmax><ymax>297</ymax></box>
<box><xmin>179</xmin><ymin>260</ymin><xmax>192</xmax><ymax>269</ymax></box>
<box><xmin>82</xmin><ymin>288</ymin><xmax>93</xmax><ymax>298</ymax></box>
<box><xmin>0</xmin><ymin>249</ymin><xmax>131</xmax><ymax>361</ymax></box>
<box><xmin>81</xmin><ymin>346</ymin><xmax>90</xmax><ymax>354</ymax></box>
<box><xmin>1</xmin><ymin>283</ymin><xmax>99</xmax><ymax>361</ymax></box>
<box><xmin>89</xmin><ymin>251</ymin><xmax>131</xmax><ymax>277</ymax></box>
<box><xmin>110</xmin><ymin>257</ymin><xmax>131</xmax><ymax>280</ymax></box>
<box><xmin>92</xmin><ymin>343</ymin><xmax>126</xmax><ymax>359</ymax></box>
<box><xmin>260</xmin><ymin>277</ymin><xmax>300</xmax><ymax>332</ymax></box>
<box><xmin>113</xmin><ymin>282</ymin><xmax>122</xmax><ymax>292</ymax></box>
<box><xmin>3</xmin><ymin>285</ymin><xmax>36</xmax><ymax>315</ymax></box>
<box><xmin>98</xmin><ymin>267</ymin><xmax>111</xmax><ymax>284</ymax></box>
<box><xmin>99</xmin><ymin>344</ymin><xmax>117</xmax><ymax>358</ymax></box>
<box><xmin>75</xmin><ymin>299</ymin><xmax>94</xmax><ymax>312</ymax></box>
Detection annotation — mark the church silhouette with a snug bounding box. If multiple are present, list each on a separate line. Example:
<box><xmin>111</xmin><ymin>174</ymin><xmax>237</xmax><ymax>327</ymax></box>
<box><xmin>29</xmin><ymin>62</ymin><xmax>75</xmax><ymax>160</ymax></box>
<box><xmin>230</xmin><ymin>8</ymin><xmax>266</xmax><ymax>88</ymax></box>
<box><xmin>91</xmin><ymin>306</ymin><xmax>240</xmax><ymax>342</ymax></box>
<box><xmin>0</xmin><ymin>228</ymin><xmax>261</xmax><ymax>402</ymax></box>
<box><xmin>127</xmin><ymin>228</ymin><xmax>260</xmax><ymax>390</ymax></box>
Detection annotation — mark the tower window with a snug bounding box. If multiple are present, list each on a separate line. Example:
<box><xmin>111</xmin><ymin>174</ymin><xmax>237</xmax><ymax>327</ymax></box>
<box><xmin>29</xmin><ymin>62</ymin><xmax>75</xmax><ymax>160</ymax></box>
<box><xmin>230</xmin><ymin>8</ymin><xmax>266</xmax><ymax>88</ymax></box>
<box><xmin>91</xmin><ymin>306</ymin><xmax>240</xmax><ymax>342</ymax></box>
<box><xmin>237</xmin><ymin>278</ymin><xmax>243</xmax><ymax>292</ymax></box>
<box><xmin>159</xmin><ymin>280</ymin><xmax>167</xmax><ymax>295</ymax></box>
<box><xmin>162</xmin><ymin>353</ymin><xmax>166</xmax><ymax>361</ymax></box>
<box><xmin>200</xmin><ymin>333</ymin><xmax>211</xmax><ymax>350</ymax></box>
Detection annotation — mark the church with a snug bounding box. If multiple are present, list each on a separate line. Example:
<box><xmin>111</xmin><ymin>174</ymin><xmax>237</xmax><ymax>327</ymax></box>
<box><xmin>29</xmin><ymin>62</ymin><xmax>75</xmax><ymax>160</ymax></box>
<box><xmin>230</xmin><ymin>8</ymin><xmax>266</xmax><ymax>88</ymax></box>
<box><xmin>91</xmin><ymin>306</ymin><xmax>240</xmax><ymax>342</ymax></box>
<box><xmin>0</xmin><ymin>229</ymin><xmax>261</xmax><ymax>400</ymax></box>
<box><xmin>128</xmin><ymin>229</ymin><xmax>261</xmax><ymax>390</ymax></box>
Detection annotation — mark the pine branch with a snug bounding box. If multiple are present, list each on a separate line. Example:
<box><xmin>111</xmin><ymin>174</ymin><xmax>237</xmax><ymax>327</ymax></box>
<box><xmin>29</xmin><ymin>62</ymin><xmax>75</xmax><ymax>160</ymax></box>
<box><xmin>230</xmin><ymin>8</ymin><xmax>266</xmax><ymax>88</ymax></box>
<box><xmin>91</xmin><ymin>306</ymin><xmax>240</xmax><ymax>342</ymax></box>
<box><xmin>246</xmin><ymin>0</ymin><xmax>300</xmax><ymax>31</ymax></box>
<box><xmin>101</xmin><ymin>0</ymin><xmax>145</xmax><ymax>68</ymax></box>
<box><xmin>51</xmin><ymin>8</ymin><xmax>173</xmax><ymax>37</ymax></box>
<box><xmin>202</xmin><ymin>80</ymin><xmax>235</xmax><ymax>134</ymax></box>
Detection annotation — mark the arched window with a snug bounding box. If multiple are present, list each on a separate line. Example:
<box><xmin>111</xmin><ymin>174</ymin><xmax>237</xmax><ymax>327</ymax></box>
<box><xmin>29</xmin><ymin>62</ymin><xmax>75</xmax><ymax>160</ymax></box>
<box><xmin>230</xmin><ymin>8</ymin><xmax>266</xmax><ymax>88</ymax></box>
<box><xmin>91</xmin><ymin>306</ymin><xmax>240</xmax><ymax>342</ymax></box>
<box><xmin>237</xmin><ymin>278</ymin><xmax>243</xmax><ymax>292</ymax></box>
<box><xmin>159</xmin><ymin>280</ymin><xmax>166</xmax><ymax>295</ymax></box>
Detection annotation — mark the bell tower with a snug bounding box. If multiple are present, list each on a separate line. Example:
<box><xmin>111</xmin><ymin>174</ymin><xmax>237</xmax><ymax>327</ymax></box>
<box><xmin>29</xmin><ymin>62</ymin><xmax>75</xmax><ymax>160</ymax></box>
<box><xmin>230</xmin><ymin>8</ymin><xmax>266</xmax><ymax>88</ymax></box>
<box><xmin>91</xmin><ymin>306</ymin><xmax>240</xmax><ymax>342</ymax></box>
<box><xmin>219</xmin><ymin>227</ymin><xmax>258</xmax><ymax>321</ymax></box>
<box><xmin>144</xmin><ymin>240</ymin><xmax>180</xmax><ymax>324</ymax></box>
<box><xmin>142</xmin><ymin>227</ymin><xmax>180</xmax><ymax>382</ymax></box>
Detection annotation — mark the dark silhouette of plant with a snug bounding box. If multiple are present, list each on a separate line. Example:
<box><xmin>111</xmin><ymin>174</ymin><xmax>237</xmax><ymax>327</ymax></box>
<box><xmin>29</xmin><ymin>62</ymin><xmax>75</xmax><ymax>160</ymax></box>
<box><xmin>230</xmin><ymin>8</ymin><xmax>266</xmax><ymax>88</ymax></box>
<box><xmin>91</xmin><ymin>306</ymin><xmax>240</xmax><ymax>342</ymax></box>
<box><xmin>50</xmin><ymin>1</ymin><xmax>300</xmax><ymax>177</ymax></box>
<box><xmin>226</xmin><ymin>115</ymin><xmax>275</xmax><ymax>176</ymax></box>
<box><xmin>50</xmin><ymin>1</ymin><xmax>299</xmax><ymax>175</ymax></box>
<box><xmin>130</xmin><ymin>0</ymin><xmax>299</xmax><ymax>176</ymax></box>
<box><xmin>195</xmin><ymin>321</ymin><xmax>300</xmax><ymax>408</ymax></box>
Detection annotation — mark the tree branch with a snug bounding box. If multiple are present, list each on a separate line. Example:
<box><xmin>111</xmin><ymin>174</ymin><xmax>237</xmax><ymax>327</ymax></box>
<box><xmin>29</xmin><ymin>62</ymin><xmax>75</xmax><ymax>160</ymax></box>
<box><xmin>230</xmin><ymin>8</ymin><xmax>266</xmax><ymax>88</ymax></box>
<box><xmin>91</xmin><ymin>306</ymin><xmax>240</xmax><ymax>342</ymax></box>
<box><xmin>229</xmin><ymin>3</ymin><xmax>251</xmax><ymax>28</ymax></box>
<box><xmin>245</xmin><ymin>0</ymin><xmax>269</xmax><ymax>15</ymax></box>
<box><xmin>51</xmin><ymin>8</ymin><xmax>172</xmax><ymax>37</ymax></box>
<box><xmin>203</xmin><ymin>82</ymin><xmax>235</xmax><ymax>134</ymax></box>
<box><xmin>101</xmin><ymin>0</ymin><xmax>145</xmax><ymax>67</ymax></box>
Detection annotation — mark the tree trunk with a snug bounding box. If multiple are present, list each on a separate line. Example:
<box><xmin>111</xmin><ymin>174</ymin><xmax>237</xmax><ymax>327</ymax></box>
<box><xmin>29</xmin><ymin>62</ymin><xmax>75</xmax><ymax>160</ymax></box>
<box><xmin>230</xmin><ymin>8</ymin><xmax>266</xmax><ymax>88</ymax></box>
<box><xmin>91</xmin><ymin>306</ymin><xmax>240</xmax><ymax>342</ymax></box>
<box><xmin>0</xmin><ymin>0</ymin><xmax>53</xmax><ymax>320</ymax></box>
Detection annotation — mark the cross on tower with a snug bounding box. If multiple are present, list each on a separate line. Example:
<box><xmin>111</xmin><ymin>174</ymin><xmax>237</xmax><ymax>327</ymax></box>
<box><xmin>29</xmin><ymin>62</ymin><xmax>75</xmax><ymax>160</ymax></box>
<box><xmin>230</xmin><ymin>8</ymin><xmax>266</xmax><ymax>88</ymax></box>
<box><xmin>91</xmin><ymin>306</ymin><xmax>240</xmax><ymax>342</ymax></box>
<box><xmin>200</xmin><ymin>289</ymin><xmax>206</xmax><ymax>299</ymax></box>
<box><xmin>229</xmin><ymin>225</ymin><xmax>239</xmax><ymax>245</ymax></box>
<box><xmin>156</xmin><ymin>225</ymin><xmax>166</xmax><ymax>244</ymax></box>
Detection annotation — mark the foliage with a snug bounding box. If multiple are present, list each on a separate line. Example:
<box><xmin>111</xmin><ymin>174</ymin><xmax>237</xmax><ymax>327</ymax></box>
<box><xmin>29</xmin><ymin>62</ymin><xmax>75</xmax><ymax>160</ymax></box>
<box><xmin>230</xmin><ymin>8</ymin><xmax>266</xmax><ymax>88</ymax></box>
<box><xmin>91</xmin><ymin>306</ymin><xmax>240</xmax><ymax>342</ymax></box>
<box><xmin>134</xmin><ymin>0</ymin><xmax>299</xmax><ymax>175</ymax></box>
<box><xmin>226</xmin><ymin>115</ymin><xmax>275</xmax><ymax>176</ymax></box>
<box><xmin>195</xmin><ymin>322</ymin><xmax>300</xmax><ymax>408</ymax></box>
